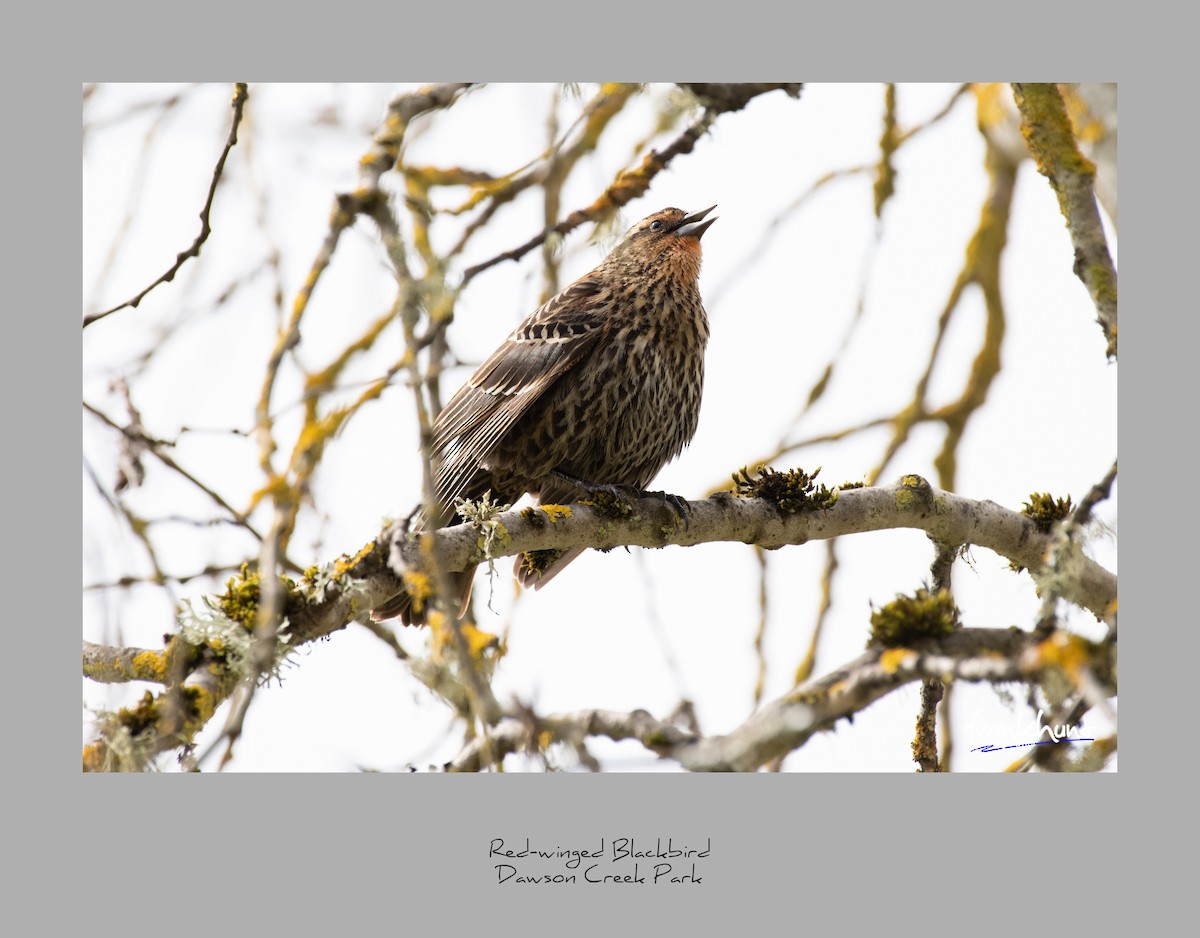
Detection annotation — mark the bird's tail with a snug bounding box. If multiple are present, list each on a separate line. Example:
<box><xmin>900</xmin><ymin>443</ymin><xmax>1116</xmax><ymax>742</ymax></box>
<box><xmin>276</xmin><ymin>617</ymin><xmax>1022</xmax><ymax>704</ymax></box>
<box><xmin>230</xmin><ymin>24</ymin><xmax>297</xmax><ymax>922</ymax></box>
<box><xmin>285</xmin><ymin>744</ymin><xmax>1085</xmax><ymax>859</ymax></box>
<box><xmin>370</xmin><ymin>568</ymin><xmax>476</xmax><ymax>627</ymax></box>
<box><xmin>370</xmin><ymin>470</ymin><xmax>496</xmax><ymax>627</ymax></box>
<box><xmin>514</xmin><ymin>546</ymin><xmax>586</xmax><ymax>591</ymax></box>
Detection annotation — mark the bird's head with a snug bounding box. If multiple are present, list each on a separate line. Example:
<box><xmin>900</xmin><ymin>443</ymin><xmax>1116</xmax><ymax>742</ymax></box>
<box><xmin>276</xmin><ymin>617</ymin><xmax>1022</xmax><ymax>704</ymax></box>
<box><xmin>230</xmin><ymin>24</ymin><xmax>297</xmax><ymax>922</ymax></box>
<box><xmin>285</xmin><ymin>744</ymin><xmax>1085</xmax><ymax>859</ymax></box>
<box><xmin>605</xmin><ymin>205</ymin><xmax>718</xmax><ymax>281</ymax></box>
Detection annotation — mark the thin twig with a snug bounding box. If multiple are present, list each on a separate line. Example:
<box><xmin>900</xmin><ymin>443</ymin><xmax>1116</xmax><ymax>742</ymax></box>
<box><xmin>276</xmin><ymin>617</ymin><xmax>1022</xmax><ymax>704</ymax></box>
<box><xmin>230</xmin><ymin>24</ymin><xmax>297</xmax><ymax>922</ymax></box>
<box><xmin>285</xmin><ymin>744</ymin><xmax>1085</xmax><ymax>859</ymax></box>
<box><xmin>84</xmin><ymin>83</ymin><xmax>249</xmax><ymax>328</ymax></box>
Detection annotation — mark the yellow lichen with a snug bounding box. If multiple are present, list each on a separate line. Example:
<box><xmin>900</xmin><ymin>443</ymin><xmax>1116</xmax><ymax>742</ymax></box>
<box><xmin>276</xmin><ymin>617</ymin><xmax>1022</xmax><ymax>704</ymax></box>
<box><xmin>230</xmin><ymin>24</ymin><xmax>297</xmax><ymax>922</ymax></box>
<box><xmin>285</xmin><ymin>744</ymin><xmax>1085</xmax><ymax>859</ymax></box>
<box><xmin>82</xmin><ymin>743</ymin><xmax>106</xmax><ymax>773</ymax></box>
<box><xmin>131</xmin><ymin>650</ymin><xmax>168</xmax><ymax>684</ymax></box>
<box><xmin>540</xmin><ymin>504</ymin><xmax>572</xmax><ymax>522</ymax></box>
<box><xmin>335</xmin><ymin>540</ymin><xmax>381</xmax><ymax>579</ymax></box>
<box><xmin>401</xmin><ymin>570</ymin><xmax>433</xmax><ymax>618</ymax></box>
<box><xmin>880</xmin><ymin>647</ymin><xmax>916</xmax><ymax>673</ymax></box>
<box><xmin>214</xmin><ymin>563</ymin><xmax>302</xmax><ymax>630</ymax></box>
<box><xmin>429</xmin><ymin>615</ymin><xmax>499</xmax><ymax>661</ymax></box>
<box><xmin>1034</xmin><ymin>632</ymin><xmax>1093</xmax><ymax>679</ymax></box>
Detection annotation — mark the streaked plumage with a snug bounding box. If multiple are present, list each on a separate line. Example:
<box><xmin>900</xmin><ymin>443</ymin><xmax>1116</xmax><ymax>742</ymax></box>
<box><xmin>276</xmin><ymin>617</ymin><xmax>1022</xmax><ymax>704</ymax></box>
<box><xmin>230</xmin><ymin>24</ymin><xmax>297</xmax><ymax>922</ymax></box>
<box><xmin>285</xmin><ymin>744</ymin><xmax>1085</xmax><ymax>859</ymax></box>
<box><xmin>373</xmin><ymin>205</ymin><xmax>716</xmax><ymax>625</ymax></box>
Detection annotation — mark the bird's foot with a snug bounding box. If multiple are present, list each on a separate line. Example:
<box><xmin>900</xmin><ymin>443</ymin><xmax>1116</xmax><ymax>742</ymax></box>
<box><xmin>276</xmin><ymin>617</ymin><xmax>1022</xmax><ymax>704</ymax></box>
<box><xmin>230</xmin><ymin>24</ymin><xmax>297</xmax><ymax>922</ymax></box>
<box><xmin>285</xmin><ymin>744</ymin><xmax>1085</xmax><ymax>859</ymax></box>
<box><xmin>642</xmin><ymin>490</ymin><xmax>692</xmax><ymax>531</ymax></box>
<box><xmin>551</xmin><ymin>470</ymin><xmax>690</xmax><ymax>530</ymax></box>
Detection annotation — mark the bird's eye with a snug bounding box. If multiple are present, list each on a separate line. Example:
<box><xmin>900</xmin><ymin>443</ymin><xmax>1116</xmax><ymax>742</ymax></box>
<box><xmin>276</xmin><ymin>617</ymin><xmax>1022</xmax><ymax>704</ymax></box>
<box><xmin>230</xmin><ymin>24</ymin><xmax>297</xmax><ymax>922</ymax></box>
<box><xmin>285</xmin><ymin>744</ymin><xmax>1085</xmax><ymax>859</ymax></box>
<box><xmin>649</xmin><ymin>220</ymin><xmax>663</xmax><ymax>231</ymax></box>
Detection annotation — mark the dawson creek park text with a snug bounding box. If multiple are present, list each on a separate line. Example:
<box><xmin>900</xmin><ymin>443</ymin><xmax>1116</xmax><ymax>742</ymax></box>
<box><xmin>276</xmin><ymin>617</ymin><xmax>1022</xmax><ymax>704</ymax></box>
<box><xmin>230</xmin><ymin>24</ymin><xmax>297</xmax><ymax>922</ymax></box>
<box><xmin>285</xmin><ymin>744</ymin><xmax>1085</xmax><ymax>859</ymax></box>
<box><xmin>490</xmin><ymin>837</ymin><xmax>712</xmax><ymax>886</ymax></box>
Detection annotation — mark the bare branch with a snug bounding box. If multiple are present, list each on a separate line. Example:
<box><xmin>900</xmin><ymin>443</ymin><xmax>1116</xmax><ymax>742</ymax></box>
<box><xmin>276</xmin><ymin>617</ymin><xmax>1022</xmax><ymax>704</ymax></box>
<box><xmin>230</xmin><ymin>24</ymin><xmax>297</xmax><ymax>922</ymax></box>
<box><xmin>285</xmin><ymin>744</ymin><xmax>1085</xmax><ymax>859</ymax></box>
<box><xmin>447</xmin><ymin>708</ymin><xmax>696</xmax><ymax>773</ymax></box>
<box><xmin>84</xmin><ymin>84</ymin><xmax>249</xmax><ymax>328</ymax></box>
<box><xmin>83</xmin><ymin>400</ymin><xmax>276</xmax><ymax>553</ymax></box>
<box><xmin>459</xmin><ymin>83</ymin><xmax>802</xmax><ymax>286</ymax></box>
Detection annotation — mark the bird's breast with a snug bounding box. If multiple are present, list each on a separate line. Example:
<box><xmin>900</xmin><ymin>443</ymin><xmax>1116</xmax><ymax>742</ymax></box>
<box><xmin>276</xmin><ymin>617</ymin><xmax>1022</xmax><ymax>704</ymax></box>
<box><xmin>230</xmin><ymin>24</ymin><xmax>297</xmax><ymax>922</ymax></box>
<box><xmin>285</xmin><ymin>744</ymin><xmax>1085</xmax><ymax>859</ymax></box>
<box><xmin>484</xmin><ymin>278</ymin><xmax>709</xmax><ymax>493</ymax></box>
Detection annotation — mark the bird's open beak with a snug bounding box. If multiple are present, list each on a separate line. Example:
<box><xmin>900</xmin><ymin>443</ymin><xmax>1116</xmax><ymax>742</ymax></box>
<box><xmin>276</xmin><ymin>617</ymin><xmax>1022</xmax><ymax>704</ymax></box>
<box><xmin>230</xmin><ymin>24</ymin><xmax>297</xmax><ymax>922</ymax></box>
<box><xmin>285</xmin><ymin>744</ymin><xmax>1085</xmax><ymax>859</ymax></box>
<box><xmin>677</xmin><ymin>205</ymin><xmax>718</xmax><ymax>240</ymax></box>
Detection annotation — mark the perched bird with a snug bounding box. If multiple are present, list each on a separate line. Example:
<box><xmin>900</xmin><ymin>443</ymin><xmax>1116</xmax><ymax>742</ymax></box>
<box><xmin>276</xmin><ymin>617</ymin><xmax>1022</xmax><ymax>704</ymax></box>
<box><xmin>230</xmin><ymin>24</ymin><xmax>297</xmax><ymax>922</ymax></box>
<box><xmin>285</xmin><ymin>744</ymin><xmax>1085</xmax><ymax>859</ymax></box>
<box><xmin>373</xmin><ymin>204</ymin><xmax>717</xmax><ymax>626</ymax></box>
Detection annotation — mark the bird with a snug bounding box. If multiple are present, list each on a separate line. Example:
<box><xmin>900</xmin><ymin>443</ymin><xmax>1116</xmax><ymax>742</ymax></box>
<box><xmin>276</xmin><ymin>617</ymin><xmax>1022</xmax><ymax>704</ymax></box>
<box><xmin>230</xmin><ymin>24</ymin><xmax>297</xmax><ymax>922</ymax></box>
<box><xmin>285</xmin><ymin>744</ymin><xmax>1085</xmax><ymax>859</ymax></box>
<box><xmin>372</xmin><ymin>204</ymin><xmax>717</xmax><ymax>626</ymax></box>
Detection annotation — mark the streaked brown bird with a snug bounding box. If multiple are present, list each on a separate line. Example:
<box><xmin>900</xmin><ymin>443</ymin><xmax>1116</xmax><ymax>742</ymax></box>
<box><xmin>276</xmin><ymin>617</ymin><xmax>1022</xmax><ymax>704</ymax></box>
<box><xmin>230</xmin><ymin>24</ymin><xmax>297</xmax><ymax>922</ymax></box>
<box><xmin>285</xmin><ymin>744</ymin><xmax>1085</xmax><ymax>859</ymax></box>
<box><xmin>373</xmin><ymin>205</ymin><xmax>717</xmax><ymax>626</ymax></box>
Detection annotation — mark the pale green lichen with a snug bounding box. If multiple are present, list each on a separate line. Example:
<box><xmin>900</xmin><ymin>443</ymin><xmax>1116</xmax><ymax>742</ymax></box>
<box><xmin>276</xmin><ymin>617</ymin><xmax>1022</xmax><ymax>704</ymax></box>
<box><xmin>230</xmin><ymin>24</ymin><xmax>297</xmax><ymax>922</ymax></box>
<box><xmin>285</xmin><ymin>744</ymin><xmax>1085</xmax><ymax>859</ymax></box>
<box><xmin>455</xmin><ymin>491</ymin><xmax>513</xmax><ymax>567</ymax></box>
<box><xmin>92</xmin><ymin>718</ymin><xmax>159</xmax><ymax>772</ymax></box>
<box><xmin>179</xmin><ymin>597</ymin><xmax>293</xmax><ymax>686</ymax></box>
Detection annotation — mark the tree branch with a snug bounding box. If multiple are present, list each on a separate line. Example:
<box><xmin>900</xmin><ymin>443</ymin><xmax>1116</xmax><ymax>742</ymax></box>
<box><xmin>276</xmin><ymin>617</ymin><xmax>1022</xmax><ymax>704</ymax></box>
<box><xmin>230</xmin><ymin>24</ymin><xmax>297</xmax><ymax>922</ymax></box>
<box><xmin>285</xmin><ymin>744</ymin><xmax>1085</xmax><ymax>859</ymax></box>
<box><xmin>445</xmin><ymin>626</ymin><xmax>1114</xmax><ymax>772</ymax></box>
<box><xmin>673</xmin><ymin>627</ymin><xmax>1112</xmax><ymax>771</ymax></box>
<box><xmin>83</xmin><ymin>83</ymin><xmax>250</xmax><ymax>328</ymax></box>
<box><xmin>82</xmin><ymin>475</ymin><xmax>1117</xmax><ymax>770</ymax></box>
<box><xmin>1011</xmin><ymin>83</ymin><xmax>1118</xmax><ymax>358</ymax></box>
<box><xmin>376</xmin><ymin>477</ymin><xmax>1116</xmax><ymax>625</ymax></box>
<box><xmin>459</xmin><ymin>83</ymin><xmax>802</xmax><ymax>286</ymax></box>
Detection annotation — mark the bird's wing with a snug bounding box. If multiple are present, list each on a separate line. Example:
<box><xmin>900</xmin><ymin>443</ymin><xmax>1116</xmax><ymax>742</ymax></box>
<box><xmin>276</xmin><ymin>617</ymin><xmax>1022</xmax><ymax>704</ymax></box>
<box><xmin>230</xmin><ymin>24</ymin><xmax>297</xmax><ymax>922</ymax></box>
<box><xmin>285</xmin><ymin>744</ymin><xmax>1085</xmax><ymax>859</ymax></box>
<box><xmin>431</xmin><ymin>277</ymin><xmax>608</xmax><ymax>503</ymax></box>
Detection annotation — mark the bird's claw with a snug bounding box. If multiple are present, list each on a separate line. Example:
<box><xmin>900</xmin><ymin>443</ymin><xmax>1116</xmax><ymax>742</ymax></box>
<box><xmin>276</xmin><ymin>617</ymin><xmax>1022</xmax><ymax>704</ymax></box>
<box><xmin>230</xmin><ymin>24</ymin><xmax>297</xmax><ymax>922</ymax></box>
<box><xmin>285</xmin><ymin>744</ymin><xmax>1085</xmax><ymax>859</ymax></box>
<box><xmin>644</xmin><ymin>490</ymin><xmax>692</xmax><ymax>531</ymax></box>
<box><xmin>576</xmin><ymin>481</ymin><xmax>641</xmax><ymax>519</ymax></box>
<box><xmin>552</xmin><ymin>470</ymin><xmax>690</xmax><ymax>530</ymax></box>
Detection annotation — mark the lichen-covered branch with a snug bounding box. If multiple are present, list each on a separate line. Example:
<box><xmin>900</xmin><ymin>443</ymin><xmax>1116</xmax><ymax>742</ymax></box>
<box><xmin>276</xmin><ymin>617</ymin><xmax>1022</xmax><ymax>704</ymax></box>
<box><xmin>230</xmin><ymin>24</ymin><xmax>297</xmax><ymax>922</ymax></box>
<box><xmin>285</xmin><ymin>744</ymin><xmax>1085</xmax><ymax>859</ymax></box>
<box><xmin>83</xmin><ymin>474</ymin><xmax>1116</xmax><ymax>770</ymax></box>
<box><xmin>251</xmin><ymin>83</ymin><xmax>473</xmax><ymax>552</ymax></box>
<box><xmin>377</xmin><ymin>476</ymin><xmax>1116</xmax><ymax>624</ymax></box>
<box><xmin>444</xmin><ymin>626</ymin><xmax>1114</xmax><ymax>773</ymax></box>
<box><xmin>94</xmin><ymin>474</ymin><xmax>1115</xmax><ymax>677</ymax></box>
<box><xmin>673</xmin><ymin>627</ymin><xmax>1113</xmax><ymax>771</ymax></box>
<box><xmin>83</xmin><ymin>640</ymin><xmax>172</xmax><ymax>685</ymax></box>
<box><xmin>1011</xmin><ymin>83</ymin><xmax>1118</xmax><ymax>358</ymax></box>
